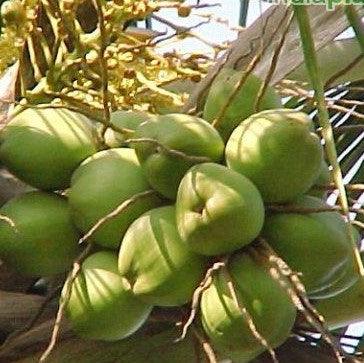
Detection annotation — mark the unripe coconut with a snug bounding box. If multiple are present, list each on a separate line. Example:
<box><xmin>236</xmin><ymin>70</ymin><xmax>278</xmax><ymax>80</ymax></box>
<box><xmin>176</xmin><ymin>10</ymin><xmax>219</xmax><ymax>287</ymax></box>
<box><xmin>225</xmin><ymin>109</ymin><xmax>323</xmax><ymax>203</ymax></box>
<box><xmin>133</xmin><ymin>113</ymin><xmax>224</xmax><ymax>200</ymax></box>
<box><xmin>309</xmin><ymin>227</ymin><xmax>360</xmax><ymax>300</ymax></box>
<box><xmin>118</xmin><ymin>206</ymin><xmax>207</xmax><ymax>306</ymax></box>
<box><xmin>68</xmin><ymin>148</ymin><xmax>162</xmax><ymax>249</ymax></box>
<box><xmin>0</xmin><ymin>107</ymin><xmax>98</xmax><ymax>190</ymax></box>
<box><xmin>104</xmin><ymin>110</ymin><xmax>157</xmax><ymax>148</ymax></box>
<box><xmin>315</xmin><ymin>253</ymin><xmax>364</xmax><ymax>330</ymax></box>
<box><xmin>262</xmin><ymin>196</ymin><xmax>354</xmax><ymax>297</ymax></box>
<box><xmin>310</xmin><ymin>258</ymin><xmax>357</xmax><ymax>300</ymax></box>
<box><xmin>176</xmin><ymin>163</ymin><xmax>265</xmax><ymax>256</ymax></box>
<box><xmin>203</xmin><ymin>67</ymin><xmax>282</xmax><ymax>141</ymax></box>
<box><xmin>0</xmin><ymin>191</ymin><xmax>80</xmax><ymax>277</ymax></box>
<box><xmin>63</xmin><ymin>251</ymin><xmax>152</xmax><ymax>341</ymax></box>
<box><xmin>200</xmin><ymin>252</ymin><xmax>296</xmax><ymax>361</ymax></box>
<box><xmin>307</xmin><ymin>160</ymin><xmax>331</xmax><ymax>199</ymax></box>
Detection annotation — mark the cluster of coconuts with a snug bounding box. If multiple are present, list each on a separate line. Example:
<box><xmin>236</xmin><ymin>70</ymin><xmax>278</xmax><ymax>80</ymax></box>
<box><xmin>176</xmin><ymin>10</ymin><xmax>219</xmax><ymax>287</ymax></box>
<box><xmin>0</xmin><ymin>68</ymin><xmax>359</xmax><ymax>362</ymax></box>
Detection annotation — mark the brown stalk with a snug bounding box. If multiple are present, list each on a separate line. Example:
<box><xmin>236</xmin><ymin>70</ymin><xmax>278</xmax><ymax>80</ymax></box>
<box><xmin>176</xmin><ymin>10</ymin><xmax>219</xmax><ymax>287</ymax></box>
<box><xmin>177</xmin><ymin>261</ymin><xmax>225</xmax><ymax>341</ymax></box>
<box><xmin>256</xmin><ymin>239</ymin><xmax>346</xmax><ymax>363</ymax></box>
<box><xmin>92</xmin><ymin>0</ymin><xmax>111</xmax><ymax>138</ymax></box>
<box><xmin>254</xmin><ymin>11</ymin><xmax>294</xmax><ymax>111</ymax></box>
<box><xmin>222</xmin><ymin>266</ymin><xmax>279</xmax><ymax>363</ymax></box>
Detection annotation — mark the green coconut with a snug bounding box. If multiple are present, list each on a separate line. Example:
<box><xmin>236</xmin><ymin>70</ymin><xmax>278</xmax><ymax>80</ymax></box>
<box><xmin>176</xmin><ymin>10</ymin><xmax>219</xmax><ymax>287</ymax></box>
<box><xmin>225</xmin><ymin>109</ymin><xmax>323</xmax><ymax>203</ymax></box>
<box><xmin>68</xmin><ymin>148</ymin><xmax>162</xmax><ymax>249</ymax></box>
<box><xmin>315</xmin><ymin>273</ymin><xmax>364</xmax><ymax>330</ymax></box>
<box><xmin>104</xmin><ymin>110</ymin><xmax>156</xmax><ymax>148</ymax></box>
<box><xmin>200</xmin><ymin>252</ymin><xmax>296</xmax><ymax>361</ymax></box>
<box><xmin>64</xmin><ymin>251</ymin><xmax>152</xmax><ymax>341</ymax></box>
<box><xmin>133</xmin><ymin>113</ymin><xmax>224</xmax><ymax>199</ymax></box>
<box><xmin>0</xmin><ymin>191</ymin><xmax>80</xmax><ymax>276</ymax></box>
<box><xmin>262</xmin><ymin>196</ymin><xmax>355</xmax><ymax>297</ymax></box>
<box><xmin>307</xmin><ymin>160</ymin><xmax>331</xmax><ymax>199</ymax></box>
<box><xmin>308</xmin><ymin>227</ymin><xmax>360</xmax><ymax>300</ymax></box>
<box><xmin>203</xmin><ymin>67</ymin><xmax>282</xmax><ymax>141</ymax></box>
<box><xmin>176</xmin><ymin>163</ymin><xmax>265</xmax><ymax>256</ymax></box>
<box><xmin>118</xmin><ymin>206</ymin><xmax>207</xmax><ymax>306</ymax></box>
<box><xmin>0</xmin><ymin>107</ymin><xmax>98</xmax><ymax>190</ymax></box>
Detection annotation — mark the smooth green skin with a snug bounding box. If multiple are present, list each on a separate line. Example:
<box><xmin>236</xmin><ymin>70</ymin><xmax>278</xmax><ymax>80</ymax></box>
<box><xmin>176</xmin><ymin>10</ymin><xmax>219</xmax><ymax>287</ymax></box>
<box><xmin>203</xmin><ymin>68</ymin><xmax>282</xmax><ymax>141</ymax></box>
<box><xmin>307</xmin><ymin>160</ymin><xmax>331</xmax><ymax>199</ymax></box>
<box><xmin>200</xmin><ymin>252</ymin><xmax>296</xmax><ymax>361</ymax></box>
<box><xmin>0</xmin><ymin>107</ymin><xmax>98</xmax><ymax>191</ymax></box>
<box><xmin>225</xmin><ymin>109</ymin><xmax>323</xmax><ymax>203</ymax></box>
<box><xmin>64</xmin><ymin>251</ymin><xmax>152</xmax><ymax>341</ymax></box>
<box><xmin>134</xmin><ymin>113</ymin><xmax>225</xmax><ymax>200</ymax></box>
<box><xmin>118</xmin><ymin>206</ymin><xmax>207</xmax><ymax>306</ymax></box>
<box><xmin>309</xmin><ymin>257</ymin><xmax>357</xmax><ymax>300</ymax></box>
<box><xmin>315</xmin><ymin>254</ymin><xmax>364</xmax><ymax>331</ymax></box>
<box><xmin>0</xmin><ymin>191</ymin><xmax>80</xmax><ymax>277</ymax></box>
<box><xmin>68</xmin><ymin>148</ymin><xmax>162</xmax><ymax>249</ymax></box>
<box><xmin>176</xmin><ymin>163</ymin><xmax>265</xmax><ymax>256</ymax></box>
<box><xmin>104</xmin><ymin>110</ymin><xmax>157</xmax><ymax>148</ymax></box>
<box><xmin>309</xmin><ymin>227</ymin><xmax>360</xmax><ymax>300</ymax></box>
<box><xmin>262</xmin><ymin>196</ymin><xmax>354</xmax><ymax>297</ymax></box>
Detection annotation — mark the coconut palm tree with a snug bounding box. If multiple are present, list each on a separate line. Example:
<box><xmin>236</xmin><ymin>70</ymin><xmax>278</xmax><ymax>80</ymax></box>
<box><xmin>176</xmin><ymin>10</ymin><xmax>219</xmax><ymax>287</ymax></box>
<box><xmin>0</xmin><ymin>1</ymin><xmax>362</xmax><ymax>362</ymax></box>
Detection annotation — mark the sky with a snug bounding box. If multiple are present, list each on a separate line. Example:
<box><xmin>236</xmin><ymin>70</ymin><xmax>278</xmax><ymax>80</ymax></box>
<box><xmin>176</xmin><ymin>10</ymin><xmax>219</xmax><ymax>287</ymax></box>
<box><xmin>151</xmin><ymin>0</ymin><xmax>270</xmax><ymax>54</ymax></box>
<box><xmin>149</xmin><ymin>0</ymin><xmax>354</xmax><ymax>55</ymax></box>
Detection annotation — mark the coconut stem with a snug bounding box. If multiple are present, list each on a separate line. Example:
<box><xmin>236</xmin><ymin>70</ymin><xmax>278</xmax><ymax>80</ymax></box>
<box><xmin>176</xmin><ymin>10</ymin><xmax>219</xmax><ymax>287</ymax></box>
<box><xmin>92</xmin><ymin>0</ymin><xmax>111</xmax><ymax>138</ymax></box>
<box><xmin>191</xmin><ymin>326</ymin><xmax>218</xmax><ymax>363</ymax></box>
<box><xmin>254</xmin><ymin>11</ymin><xmax>294</xmax><ymax>111</ymax></box>
<box><xmin>293</xmin><ymin>5</ymin><xmax>364</xmax><ymax>277</ymax></box>
<box><xmin>345</xmin><ymin>6</ymin><xmax>364</xmax><ymax>53</ymax></box>
<box><xmin>177</xmin><ymin>260</ymin><xmax>225</xmax><ymax>341</ymax></box>
<box><xmin>256</xmin><ymin>239</ymin><xmax>346</xmax><ymax>363</ymax></box>
<box><xmin>222</xmin><ymin>265</ymin><xmax>279</xmax><ymax>363</ymax></box>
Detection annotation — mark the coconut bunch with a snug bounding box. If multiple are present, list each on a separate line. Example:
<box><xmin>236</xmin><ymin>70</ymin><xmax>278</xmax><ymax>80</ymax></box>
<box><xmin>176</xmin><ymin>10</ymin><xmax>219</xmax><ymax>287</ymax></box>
<box><xmin>0</xmin><ymin>68</ymin><xmax>360</xmax><ymax>362</ymax></box>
